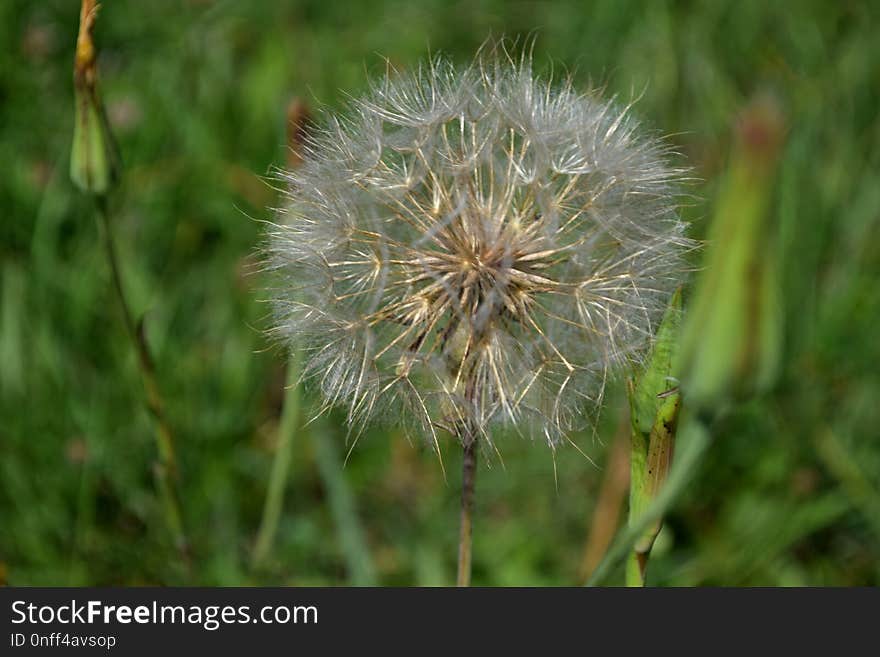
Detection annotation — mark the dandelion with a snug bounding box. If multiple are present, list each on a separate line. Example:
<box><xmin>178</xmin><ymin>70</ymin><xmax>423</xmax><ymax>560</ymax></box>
<box><xmin>267</xmin><ymin>47</ymin><xmax>689</xmax><ymax>584</ymax></box>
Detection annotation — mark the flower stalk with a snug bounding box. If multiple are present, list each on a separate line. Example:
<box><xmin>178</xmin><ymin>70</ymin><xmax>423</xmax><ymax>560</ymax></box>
<box><xmin>456</xmin><ymin>430</ymin><xmax>478</xmax><ymax>587</ymax></box>
<box><xmin>71</xmin><ymin>0</ymin><xmax>187</xmax><ymax>561</ymax></box>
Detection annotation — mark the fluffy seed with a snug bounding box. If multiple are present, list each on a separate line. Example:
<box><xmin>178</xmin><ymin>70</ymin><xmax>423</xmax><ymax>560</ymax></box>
<box><xmin>266</xmin><ymin>49</ymin><xmax>690</xmax><ymax>452</ymax></box>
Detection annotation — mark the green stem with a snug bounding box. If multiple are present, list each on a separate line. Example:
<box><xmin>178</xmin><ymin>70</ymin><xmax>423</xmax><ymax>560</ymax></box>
<box><xmin>313</xmin><ymin>423</ymin><xmax>377</xmax><ymax>586</ymax></box>
<box><xmin>252</xmin><ymin>354</ymin><xmax>302</xmax><ymax>568</ymax></box>
<box><xmin>95</xmin><ymin>196</ymin><xmax>188</xmax><ymax>558</ymax></box>
<box><xmin>588</xmin><ymin>412</ymin><xmax>710</xmax><ymax>586</ymax></box>
<box><xmin>626</xmin><ymin>422</ymin><xmax>650</xmax><ymax>587</ymax></box>
<box><xmin>626</xmin><ymin>393</ymin><xmax>680</xmax><ymax>586</ymax></box>
<box><xmin>625</xmin><ymin>552</ymin><xmax>647</xmax><ymax>587</ymax></box>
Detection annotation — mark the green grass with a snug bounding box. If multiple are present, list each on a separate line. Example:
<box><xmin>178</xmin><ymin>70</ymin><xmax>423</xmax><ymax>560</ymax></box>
<box><xmin>1</xmin><ymin>0</ymin><xmax>878</xmax><ymax>585</ymax></box>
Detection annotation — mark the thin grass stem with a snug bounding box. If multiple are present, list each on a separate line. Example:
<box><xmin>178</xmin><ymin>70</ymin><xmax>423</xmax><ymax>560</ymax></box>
<box><xmin>95</xmin><ymin>195</ymin><xmax>188</xmax><ymax>559</ymax></box>
<box><xmin>313</xmin><ymin>423</ymin><xmax>377</xmax><ymax>585</ymax></box>
<box><xmin>252</xmin><ymin>353</ymin><xmax>302</xmax><ymax>569</ymax></box>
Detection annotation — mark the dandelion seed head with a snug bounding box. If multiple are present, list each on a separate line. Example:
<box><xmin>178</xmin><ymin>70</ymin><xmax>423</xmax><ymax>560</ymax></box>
<box><xmin>267</xmin><ymin>48</ymin><xmax>690</xmax><ymax>450</ymax></box>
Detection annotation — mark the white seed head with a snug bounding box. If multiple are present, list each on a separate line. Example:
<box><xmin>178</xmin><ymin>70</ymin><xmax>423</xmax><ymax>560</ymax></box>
<box><xmin>267</xmin><ymin>50</ymin><xmax>690</xmax><ymax>452</ymax></box>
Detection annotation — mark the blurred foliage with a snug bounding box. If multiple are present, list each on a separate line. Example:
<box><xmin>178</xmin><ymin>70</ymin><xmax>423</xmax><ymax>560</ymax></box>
<box><xmin>1</xmin><ymin>0</ymin><xmax>879</xmax><ymax>585</ymax></box>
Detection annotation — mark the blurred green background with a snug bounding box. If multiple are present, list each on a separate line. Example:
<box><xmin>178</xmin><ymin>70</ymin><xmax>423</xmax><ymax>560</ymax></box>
<box><xmin>2</xmin><ymin>0</ymin><xmax>879</xmax><ymax>586</ymax></box>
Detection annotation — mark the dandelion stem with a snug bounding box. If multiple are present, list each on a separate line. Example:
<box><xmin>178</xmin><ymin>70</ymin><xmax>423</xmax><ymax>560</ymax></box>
<box><xmin>456</xmin><ymin>431</ymin><xmax>478</xmax><ymax>587</ymax></box>
<box><xmin>95</xmin><ymin>195</ymin><xmax>188</xmax><ymax>559</ymax></box>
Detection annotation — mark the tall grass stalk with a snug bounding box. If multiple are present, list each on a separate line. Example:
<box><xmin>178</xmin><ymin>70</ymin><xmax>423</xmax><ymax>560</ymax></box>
<box><xmin>313</xmin><ymin>423</ymin><xmax>377</xmax><ymax>586</ymax></box>
<box><xmin>71</xmin><ymin>0</ymin><xmax>187</xmax><ymax>561</ymax></box>
<box><xmin>252</xmin><ymin>353</ymin><xmax>301</xmax><ymax>569</ymax></box>
<box><xmin>95</xmin><ymin>196</ymin><xmax>188</xmax><ymax>558</ymax></box>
